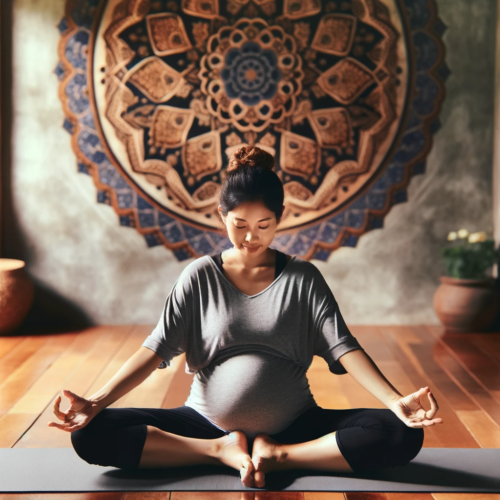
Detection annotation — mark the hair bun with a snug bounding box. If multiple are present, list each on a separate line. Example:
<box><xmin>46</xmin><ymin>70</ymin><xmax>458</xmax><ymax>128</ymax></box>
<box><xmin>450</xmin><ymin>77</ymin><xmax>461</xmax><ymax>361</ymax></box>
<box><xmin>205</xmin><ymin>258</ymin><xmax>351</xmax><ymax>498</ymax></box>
<box><xmin>227</xmin><ymin>145</ymin><xmax>275</xmax><ymax>173</ymax></box>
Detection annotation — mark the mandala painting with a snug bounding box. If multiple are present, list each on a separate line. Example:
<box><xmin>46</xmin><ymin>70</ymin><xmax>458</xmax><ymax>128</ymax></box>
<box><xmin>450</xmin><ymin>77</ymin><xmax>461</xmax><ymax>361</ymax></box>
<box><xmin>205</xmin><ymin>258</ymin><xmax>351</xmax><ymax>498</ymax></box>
<box><xmin>55</xmin><ymin>0</ymin><xmax>448</xmax><ymax>261</ymax></box>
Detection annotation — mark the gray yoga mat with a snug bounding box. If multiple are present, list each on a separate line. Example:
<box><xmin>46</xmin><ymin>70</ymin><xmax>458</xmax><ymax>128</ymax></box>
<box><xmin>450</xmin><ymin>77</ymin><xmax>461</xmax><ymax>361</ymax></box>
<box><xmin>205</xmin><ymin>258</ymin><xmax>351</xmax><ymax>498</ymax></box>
<box><xmin>1</xmin><ymin>448</ymin><xmax>499</xmax><ymax>493</ymax></box>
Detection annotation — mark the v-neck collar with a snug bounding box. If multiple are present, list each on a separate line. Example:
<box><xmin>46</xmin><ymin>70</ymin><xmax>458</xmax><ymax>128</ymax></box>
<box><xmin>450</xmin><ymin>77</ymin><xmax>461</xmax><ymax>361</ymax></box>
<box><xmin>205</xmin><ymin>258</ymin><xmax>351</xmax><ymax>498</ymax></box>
<box><xmin>207</xmin><ymin>253</ymin><xmax>297</xmax><ymax>299</ymax></box>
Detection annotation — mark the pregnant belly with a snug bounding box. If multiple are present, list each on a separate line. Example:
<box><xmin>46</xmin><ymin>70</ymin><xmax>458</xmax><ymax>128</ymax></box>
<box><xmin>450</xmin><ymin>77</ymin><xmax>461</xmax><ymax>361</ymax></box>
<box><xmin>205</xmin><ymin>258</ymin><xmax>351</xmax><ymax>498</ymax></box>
<box><xmin>184</xmin><ymin>351</ymin><xmax>317</xmax><ymax>439</ymax></box>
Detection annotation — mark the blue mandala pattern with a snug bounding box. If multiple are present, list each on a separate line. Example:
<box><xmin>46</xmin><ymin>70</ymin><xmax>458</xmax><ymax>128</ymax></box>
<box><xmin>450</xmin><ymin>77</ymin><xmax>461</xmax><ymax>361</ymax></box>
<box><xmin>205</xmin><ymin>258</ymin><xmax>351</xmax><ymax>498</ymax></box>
<box><xmin>55</xmin><ymin>0</ymin><xmax>448</xmax><ymax>262</ymax></box>
<box><xmin>222</xmin><ymin>42</ymin><xmax>281</xmax><ymax>105</ymax></box>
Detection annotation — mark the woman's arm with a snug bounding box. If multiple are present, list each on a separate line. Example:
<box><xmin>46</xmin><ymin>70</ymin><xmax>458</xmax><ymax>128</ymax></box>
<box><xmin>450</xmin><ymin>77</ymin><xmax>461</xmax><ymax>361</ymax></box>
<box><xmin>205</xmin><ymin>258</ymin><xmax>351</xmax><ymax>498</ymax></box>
<box><xmin>87</xmin><ymin>346</ymin><xmax>164</xmax><ymax>411</ymax></box>
<box><xmin>339</xmin><ymin>349</ymin><xmax>403</xmax><ymax>408</ymax></box>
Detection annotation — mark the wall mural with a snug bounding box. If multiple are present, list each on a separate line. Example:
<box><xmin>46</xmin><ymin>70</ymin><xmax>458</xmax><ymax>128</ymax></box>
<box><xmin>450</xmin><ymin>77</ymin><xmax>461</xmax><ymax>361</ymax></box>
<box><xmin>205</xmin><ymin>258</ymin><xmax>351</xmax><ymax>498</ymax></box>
<box><xmin>55</xmin><ymin>0</ymin><xmax>448</xmax><ymax>261</ymax></box>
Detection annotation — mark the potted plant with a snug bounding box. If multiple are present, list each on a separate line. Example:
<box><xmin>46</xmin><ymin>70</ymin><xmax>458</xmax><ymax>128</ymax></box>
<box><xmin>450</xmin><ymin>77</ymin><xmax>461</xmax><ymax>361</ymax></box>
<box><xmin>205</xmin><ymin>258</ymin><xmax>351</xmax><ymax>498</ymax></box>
<box><xmin>433</xmin><ymin>229</ymin><xmax>500</xmax><ymax>332</ymax></box>
<box><xmin>0</xmin><ymin>259</ymin><xmax>34</xmax><ymax>335</ymax></box>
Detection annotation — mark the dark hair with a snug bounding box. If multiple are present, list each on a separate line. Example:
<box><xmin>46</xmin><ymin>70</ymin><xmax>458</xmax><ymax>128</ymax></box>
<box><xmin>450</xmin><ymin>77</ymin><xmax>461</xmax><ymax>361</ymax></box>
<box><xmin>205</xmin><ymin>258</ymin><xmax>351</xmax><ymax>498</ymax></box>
<box><xmin>219</xmin><ymin>145</ymin><xmax>284</xmax><ymax>227</ymax></box>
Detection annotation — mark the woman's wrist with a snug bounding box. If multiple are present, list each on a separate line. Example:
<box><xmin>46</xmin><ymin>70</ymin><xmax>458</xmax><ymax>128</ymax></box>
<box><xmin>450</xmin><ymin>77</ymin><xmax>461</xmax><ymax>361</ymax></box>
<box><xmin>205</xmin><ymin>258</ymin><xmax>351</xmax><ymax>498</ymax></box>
<box><xmin>88</xmin><ymin>394</ymin><xmax>108</xmax><ymax>412</ymax></box>
<box><xmin>386</xmin><ymin>393</ymin><xmax>404</xmax><ymax>408</ymax></box>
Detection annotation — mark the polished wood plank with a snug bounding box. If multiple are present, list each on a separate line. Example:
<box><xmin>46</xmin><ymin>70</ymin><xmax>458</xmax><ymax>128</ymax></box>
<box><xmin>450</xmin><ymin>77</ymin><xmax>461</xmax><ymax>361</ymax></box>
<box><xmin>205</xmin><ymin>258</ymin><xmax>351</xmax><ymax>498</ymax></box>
<box><xmin>423</xmin><ymin>325</ymin><xmax>500</xmax><ymax>453</ymax></box>
<box><xmin>124</xmin><ymin>493</ymin><xmax>170</xmax><ymax>500</ymax></box>
<box><xmin>254</xmin><ymin>493</ymin><xmax>303</xmax><ymax>500</ymax></box>
<box><xmin>120</xmin><ymin>350</ymin><xmax>183</xmax><ymax>408</ymax></box>
<box><xmin>455</xmin><ymin>410</ymin><xmax>500</xmax><ymax>447</ymax></box>
<box><xmin>0</xmin><ymin>335</ymin><xmax>55</xmax><ymax>396</ymax></box>
<box><xmin>0</xmin><ymin>334</ymin><xmax>25</xmax><ymax>363</ymax></box>
<box><xmin>0</xmin><ymin>332</ymin><xmax>88</xmax><ymax>414</ymax></box>
<box><xmin>0</xmin><ymin>494</ymin><xmax>126</xmax><ymax>500</ymax></box>
<box><xmin>0</xmin><ymin>412</ymin><xmax>37</xmax><ymax>448</ymax></box>
<box><xmin>341</xmin><ymin>327</ymin><xmax>391</xmax><ymax>409</ymax></box>
<box><xmin>113</xmin><ymin>326</ymin><xmax>180</xmax><ymax>410</ymax></box>
<box><xmin>0</xmin><ymin>331</ymin><xmax>92</xmax><ymax>447</ymax></box>
<box><xmin>345</xmin><ymin>493</ymin><xmax>388</xmax><ymax>499</ymax></box>
<box><xmin>9</xmin><ymin>331</ymin><xmax>91</xmax><ymax>414</ymax></box>
<box><xmin>172</xmin><ymin>493</ymin><xmax>254</xmax><ymax>500</ymax></box>
<box><xmin>466</xmin><ymin>331</ymin><xmax>500</xmax><ymax>364</ymax></box>
<box><xmin>304</xmin><ymin>492</ymin><xmax>345</xmax><ymax>500</ymax></box>
<box><xmin>84</xmin><ymin>328</ymin><xmax>150</xmax><ymax>408</ymax></box>
<box><xmin>406</xmin><ymin>327</ymin><xmax>478</xmax><ymax>411</ymax></box>
<box><xmin>428</xmin><ymin>328</ymin><xmax>500</xmax><ymax>401</ymax></box>
<box><xmin>385</xmin><ymin>495</ymin><xmax>435</xmax><ymax>500</ymax></box>
<box><xmin>378</xmin><ymin>326</ymin><xmax>477</xmax><ymax>448</ymax></box>
<box><xmin>308</xmin><ymin>355</ymin><xmax>352</xmax><ymax>409</ymax></box>
<box><xmin>15</xmin><ymin>326</ymin><xmax>134</xmax><ymax>448</ymax></box>
<box><xmin>354</xmin><ymin>326</ymin><xmax>425</xmax><ymax>404</ymax></box>
<box><xmin>410</xmin><ymin>325</ymin><xmax>495</xmax><ymax>428</ymax></box>
<box><xmin>372</xmin><ymin>327</ymin><xmax>442</xmax><ymax>447</ymax></box>
<box><xmin>432</xmin><ymin>339</ymin><xmax>500</xmax><ymax>429</ymax></box>
<box><xmin>424</xmin><ymin>326</ymin><xmax>500</xmax><ymax>424</ymax></box>
<box><xmin>161</xmin><ymin>353</ymin><xmax>195</xmax><ymax>409</ymax></box>
<box><xmin>432</xmin><ymin>494</ymin><xmax>500</xmax><ymax>500</ymax></box>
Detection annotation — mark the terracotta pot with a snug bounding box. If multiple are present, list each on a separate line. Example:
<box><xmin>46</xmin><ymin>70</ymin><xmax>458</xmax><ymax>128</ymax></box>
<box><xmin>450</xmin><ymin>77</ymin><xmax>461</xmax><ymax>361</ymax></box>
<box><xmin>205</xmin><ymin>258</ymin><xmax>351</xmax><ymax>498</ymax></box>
<box><xmin>0</xmin><ymin>259</ymin><xmax>34</xmax><ymax>335</ymax></box>
<box><xmin>433</xmin><ymin>276</ymin><xmax>500</xmax><ymax>333</ymax></box>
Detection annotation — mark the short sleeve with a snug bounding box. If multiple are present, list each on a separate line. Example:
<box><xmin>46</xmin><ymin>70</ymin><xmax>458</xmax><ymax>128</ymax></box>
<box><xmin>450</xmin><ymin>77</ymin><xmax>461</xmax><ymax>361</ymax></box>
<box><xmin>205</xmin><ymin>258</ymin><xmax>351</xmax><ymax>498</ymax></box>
<box><xmin>314</xmin><ymin>293</ymin><xmax>364</xmax><ymax>375</ymax></box>
<box><xmin>142</xmin><ymin>277</ymin><xmax>187</xmax><ymax>369</ymax></box>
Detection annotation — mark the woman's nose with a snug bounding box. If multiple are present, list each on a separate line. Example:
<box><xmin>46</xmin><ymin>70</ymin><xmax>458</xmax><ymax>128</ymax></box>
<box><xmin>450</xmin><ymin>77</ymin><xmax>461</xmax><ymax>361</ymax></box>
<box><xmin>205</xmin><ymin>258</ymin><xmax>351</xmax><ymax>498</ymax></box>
<box><xmin>245</xmin><ymin>232</ymin><xmax>259</xmax><ymax>241</ymax></box>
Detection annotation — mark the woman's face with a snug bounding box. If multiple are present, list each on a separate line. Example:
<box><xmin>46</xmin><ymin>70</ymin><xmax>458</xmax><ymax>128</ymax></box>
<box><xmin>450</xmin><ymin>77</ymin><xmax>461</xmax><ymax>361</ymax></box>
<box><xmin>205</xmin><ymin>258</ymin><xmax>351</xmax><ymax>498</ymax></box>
<box><xmin>218</xmin><ymin>201</ymin><xmax>284</xmax><ymax>258</ymax></box>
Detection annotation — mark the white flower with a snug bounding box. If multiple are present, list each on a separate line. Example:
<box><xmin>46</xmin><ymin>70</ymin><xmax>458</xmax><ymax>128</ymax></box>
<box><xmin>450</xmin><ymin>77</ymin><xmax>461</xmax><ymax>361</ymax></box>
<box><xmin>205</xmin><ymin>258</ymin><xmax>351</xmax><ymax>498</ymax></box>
<box><xmin>447</xmin><ymin>231</ymin><xmax>458</xmax><ymax>241</ymax></box>
<box><xmin>457</xmin><ymin>228</ymin><xmax>469</xmax><ymax>239</ymax></box>
<box><xmin>468</xmin><ymin>231</ymin><xmax>487</xmax><ymax>243</ymax></box>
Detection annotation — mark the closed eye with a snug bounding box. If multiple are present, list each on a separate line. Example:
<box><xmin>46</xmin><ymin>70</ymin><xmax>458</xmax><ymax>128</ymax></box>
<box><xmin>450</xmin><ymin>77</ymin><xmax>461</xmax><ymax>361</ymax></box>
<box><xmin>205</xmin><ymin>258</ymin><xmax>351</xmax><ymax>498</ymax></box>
<box><xmin>235</xmin><ymin>226</ymin><xmax>270</xmax><ymax>229</ymax></box>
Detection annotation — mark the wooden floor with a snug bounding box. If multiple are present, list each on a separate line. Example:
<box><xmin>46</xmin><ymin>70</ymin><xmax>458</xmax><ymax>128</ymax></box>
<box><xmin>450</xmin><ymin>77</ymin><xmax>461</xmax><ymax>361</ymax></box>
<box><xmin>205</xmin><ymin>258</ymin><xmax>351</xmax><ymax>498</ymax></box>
<box><xmin>0</xmin><ymin>325</ymin><xmax>499</xmax><ymax>500</ymax></box>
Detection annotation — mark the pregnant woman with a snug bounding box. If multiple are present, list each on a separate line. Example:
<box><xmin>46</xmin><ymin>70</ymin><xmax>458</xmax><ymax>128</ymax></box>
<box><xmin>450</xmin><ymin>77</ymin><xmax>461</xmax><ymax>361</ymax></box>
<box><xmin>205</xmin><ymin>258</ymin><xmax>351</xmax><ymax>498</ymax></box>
<box><xmin>48</xmin><ymin>146</ymin><xmax>443</xmax><ymax>488</ymax></box>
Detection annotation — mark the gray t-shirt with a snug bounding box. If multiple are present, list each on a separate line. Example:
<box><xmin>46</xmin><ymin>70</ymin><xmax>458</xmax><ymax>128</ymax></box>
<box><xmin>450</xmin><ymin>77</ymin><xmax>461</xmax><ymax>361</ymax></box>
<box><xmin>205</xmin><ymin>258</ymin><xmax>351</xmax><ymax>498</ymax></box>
<box><xmin>142</xmin><ymin>254</ymin><xmax>364</xmax><ymax>438</ymax></box>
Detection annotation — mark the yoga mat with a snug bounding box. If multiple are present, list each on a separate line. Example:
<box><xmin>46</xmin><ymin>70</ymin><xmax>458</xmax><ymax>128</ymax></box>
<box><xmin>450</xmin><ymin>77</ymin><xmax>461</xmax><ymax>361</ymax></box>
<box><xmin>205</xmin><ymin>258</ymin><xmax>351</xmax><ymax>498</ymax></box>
<box><xmin>1</xmin><ymin>448</ymin><xmax>499</xmax><ymax>493</ymax></box>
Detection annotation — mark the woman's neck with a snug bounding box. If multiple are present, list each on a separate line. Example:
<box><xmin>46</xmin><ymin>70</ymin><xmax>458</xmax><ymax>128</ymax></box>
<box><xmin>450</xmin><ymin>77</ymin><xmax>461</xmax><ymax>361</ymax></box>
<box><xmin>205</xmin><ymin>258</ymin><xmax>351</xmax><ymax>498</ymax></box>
<box><xmin>222</xmin><ymin>246</ymin><xmax>276</xmax><ymax>271</ymax></box>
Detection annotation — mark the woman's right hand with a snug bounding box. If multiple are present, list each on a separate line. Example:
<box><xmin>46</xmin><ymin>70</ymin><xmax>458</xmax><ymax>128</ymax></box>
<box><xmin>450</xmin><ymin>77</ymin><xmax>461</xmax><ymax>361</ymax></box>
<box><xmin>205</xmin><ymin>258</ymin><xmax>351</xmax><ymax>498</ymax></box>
<box><xmin>47</xmin><ymin>389</ymin><xmax>102</xmax><ymax>433</ymax></box>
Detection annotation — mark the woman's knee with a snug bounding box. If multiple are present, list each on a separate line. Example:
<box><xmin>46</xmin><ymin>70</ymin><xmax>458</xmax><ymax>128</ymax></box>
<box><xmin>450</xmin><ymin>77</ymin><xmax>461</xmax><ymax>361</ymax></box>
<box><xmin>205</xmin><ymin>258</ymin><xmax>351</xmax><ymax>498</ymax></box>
<box><xmin>71</xmin><ymin>416</ymin><xmax>118</xmax><ymax>467</ymax></box>
<box><xmin>71</xmin><ymin>422</ymin><xmax>147</xmax><ymax>470</ymax></box>
<box><xmin>400</xmin><ymin>425</ymin><xmax>424</xmax><ymax>463</ymax></box>
<box><xmin>386</xmin><ymin>419</ymin><xmax>424</xmax><ymax>468</ymax></box>
<box><xmin>71</xmin><ymin>427</ymin><xmax>106</xmax><ymax>466</ymax></box>
<box><xmin>365</xmin><ymin>413</ymin><xmax>424</xmax><ymax>471</ymax></box>
<box><xmin>70</xmin><ymin>409</ymin><xmax>119</xmax><ymax>466</ymax></box>
<box><xmin>337</xmin><ymin>410</ymin><xmax>424</xmax><ymax>473</ymax></box>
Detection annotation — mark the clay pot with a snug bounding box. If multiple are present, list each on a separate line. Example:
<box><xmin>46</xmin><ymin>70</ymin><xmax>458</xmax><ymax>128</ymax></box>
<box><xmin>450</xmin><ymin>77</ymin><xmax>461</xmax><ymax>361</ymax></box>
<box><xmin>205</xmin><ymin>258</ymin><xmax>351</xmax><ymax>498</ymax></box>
<box><xmin>433</xmin><ymin>276</ymin><xmax>500</xmax><ymax>333</ymax></box>
<box><xmin>0</xmin><ymin>259</ymin><xmax>34</xmax><ymax>335</ymax></box>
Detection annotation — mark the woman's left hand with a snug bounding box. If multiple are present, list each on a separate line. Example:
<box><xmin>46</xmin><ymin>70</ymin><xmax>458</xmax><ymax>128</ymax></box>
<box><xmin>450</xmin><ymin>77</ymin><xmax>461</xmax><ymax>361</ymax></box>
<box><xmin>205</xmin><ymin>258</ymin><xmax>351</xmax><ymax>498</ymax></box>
<box><xmin>388</xmin><ymin>386</ymin><xmax>444</xmax><ymax>428</ymax></box>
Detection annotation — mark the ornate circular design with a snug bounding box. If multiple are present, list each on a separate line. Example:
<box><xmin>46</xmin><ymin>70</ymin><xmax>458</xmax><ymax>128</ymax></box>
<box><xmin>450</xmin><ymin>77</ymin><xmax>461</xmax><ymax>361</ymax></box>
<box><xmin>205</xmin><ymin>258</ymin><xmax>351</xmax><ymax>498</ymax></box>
<box><xmin>200</xmin><ymin>19</ymin><xmax>302</xmax><ymax>131</ymax></box>
<box><xmin>56</xmin><ymin>0</ymin><xmax>448</xmax><ymax>261</ymax></box>
<box><xmin>223</xmin><ymin>42</ymin><xmax>281</xmax><ymax>102</ymax></box>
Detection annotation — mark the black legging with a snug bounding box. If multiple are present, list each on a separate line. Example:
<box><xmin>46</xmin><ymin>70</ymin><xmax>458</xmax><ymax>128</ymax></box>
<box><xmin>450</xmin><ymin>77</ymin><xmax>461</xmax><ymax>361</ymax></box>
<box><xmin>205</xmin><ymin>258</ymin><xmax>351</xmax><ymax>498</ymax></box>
<box><xmin>71</xmin><ymin>404</ymin><xmax>424</xmax><ymax>473</ymax></box>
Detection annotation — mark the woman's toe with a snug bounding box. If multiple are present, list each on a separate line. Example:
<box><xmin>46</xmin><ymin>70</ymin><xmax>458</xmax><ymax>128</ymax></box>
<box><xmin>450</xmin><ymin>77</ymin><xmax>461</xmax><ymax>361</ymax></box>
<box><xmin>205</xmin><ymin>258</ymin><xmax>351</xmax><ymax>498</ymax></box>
<box><xmin>240</xmin><ymin>456</ymin><xmax>255</xmax><ymax>487</ymax></box>
<box><xmin>252</xmin><ymin>455</ymin><xmax>263</xmax><ymax>470</ymax></box>
<box><xmin>254</xmin><ymin>469</ymin><xmax>265</xmax><ymax>488</ymax></box>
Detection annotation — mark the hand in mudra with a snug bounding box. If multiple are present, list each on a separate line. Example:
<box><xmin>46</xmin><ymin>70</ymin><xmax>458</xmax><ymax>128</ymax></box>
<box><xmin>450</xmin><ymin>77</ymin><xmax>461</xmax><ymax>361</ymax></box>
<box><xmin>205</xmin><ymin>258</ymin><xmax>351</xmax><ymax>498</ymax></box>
<box><xmin>47</xmin><ymin>389</ymin><xmax>101</xmax><ymax>433</ymax></box>
<box><xmin>389</xmin><ymin>386</ymin><xmax>444</xmax><ymax>428</ymax></box>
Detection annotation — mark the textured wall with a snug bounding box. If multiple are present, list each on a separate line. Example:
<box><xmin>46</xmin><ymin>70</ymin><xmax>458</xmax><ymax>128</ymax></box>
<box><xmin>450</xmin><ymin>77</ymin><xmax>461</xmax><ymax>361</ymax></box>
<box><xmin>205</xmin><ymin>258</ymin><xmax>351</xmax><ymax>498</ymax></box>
<box><xmin>1</xmin><ymin>0</ymin><xmax>496</xmax><ymax>328</ymax></box>
<box><xmin>494</xmin><ymin>0</ymin><xmax>500</xmax><ymax>245</ymax></box>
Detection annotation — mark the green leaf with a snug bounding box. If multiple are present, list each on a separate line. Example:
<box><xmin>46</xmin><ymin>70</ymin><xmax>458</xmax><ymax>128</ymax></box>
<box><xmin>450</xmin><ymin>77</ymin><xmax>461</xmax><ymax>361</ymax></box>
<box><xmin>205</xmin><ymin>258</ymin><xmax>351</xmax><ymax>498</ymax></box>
<box><xmin>440</xmin><ymin>238</ymin><xmax>498</xmax><ymax>279</ymax></box>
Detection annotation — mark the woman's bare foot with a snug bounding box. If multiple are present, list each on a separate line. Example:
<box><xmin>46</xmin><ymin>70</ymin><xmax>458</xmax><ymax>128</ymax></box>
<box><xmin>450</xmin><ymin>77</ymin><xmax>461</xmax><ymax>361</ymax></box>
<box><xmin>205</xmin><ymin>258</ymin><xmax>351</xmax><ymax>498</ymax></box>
<box><xmin>251</xmin><ymin>433</ymin><xmax>286</xmax><ymax>488</ymax></box>
<box><xmin>213</xmin><ymin>431</ymin><xmax>255</xmax><ymax>487</ymax></box>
